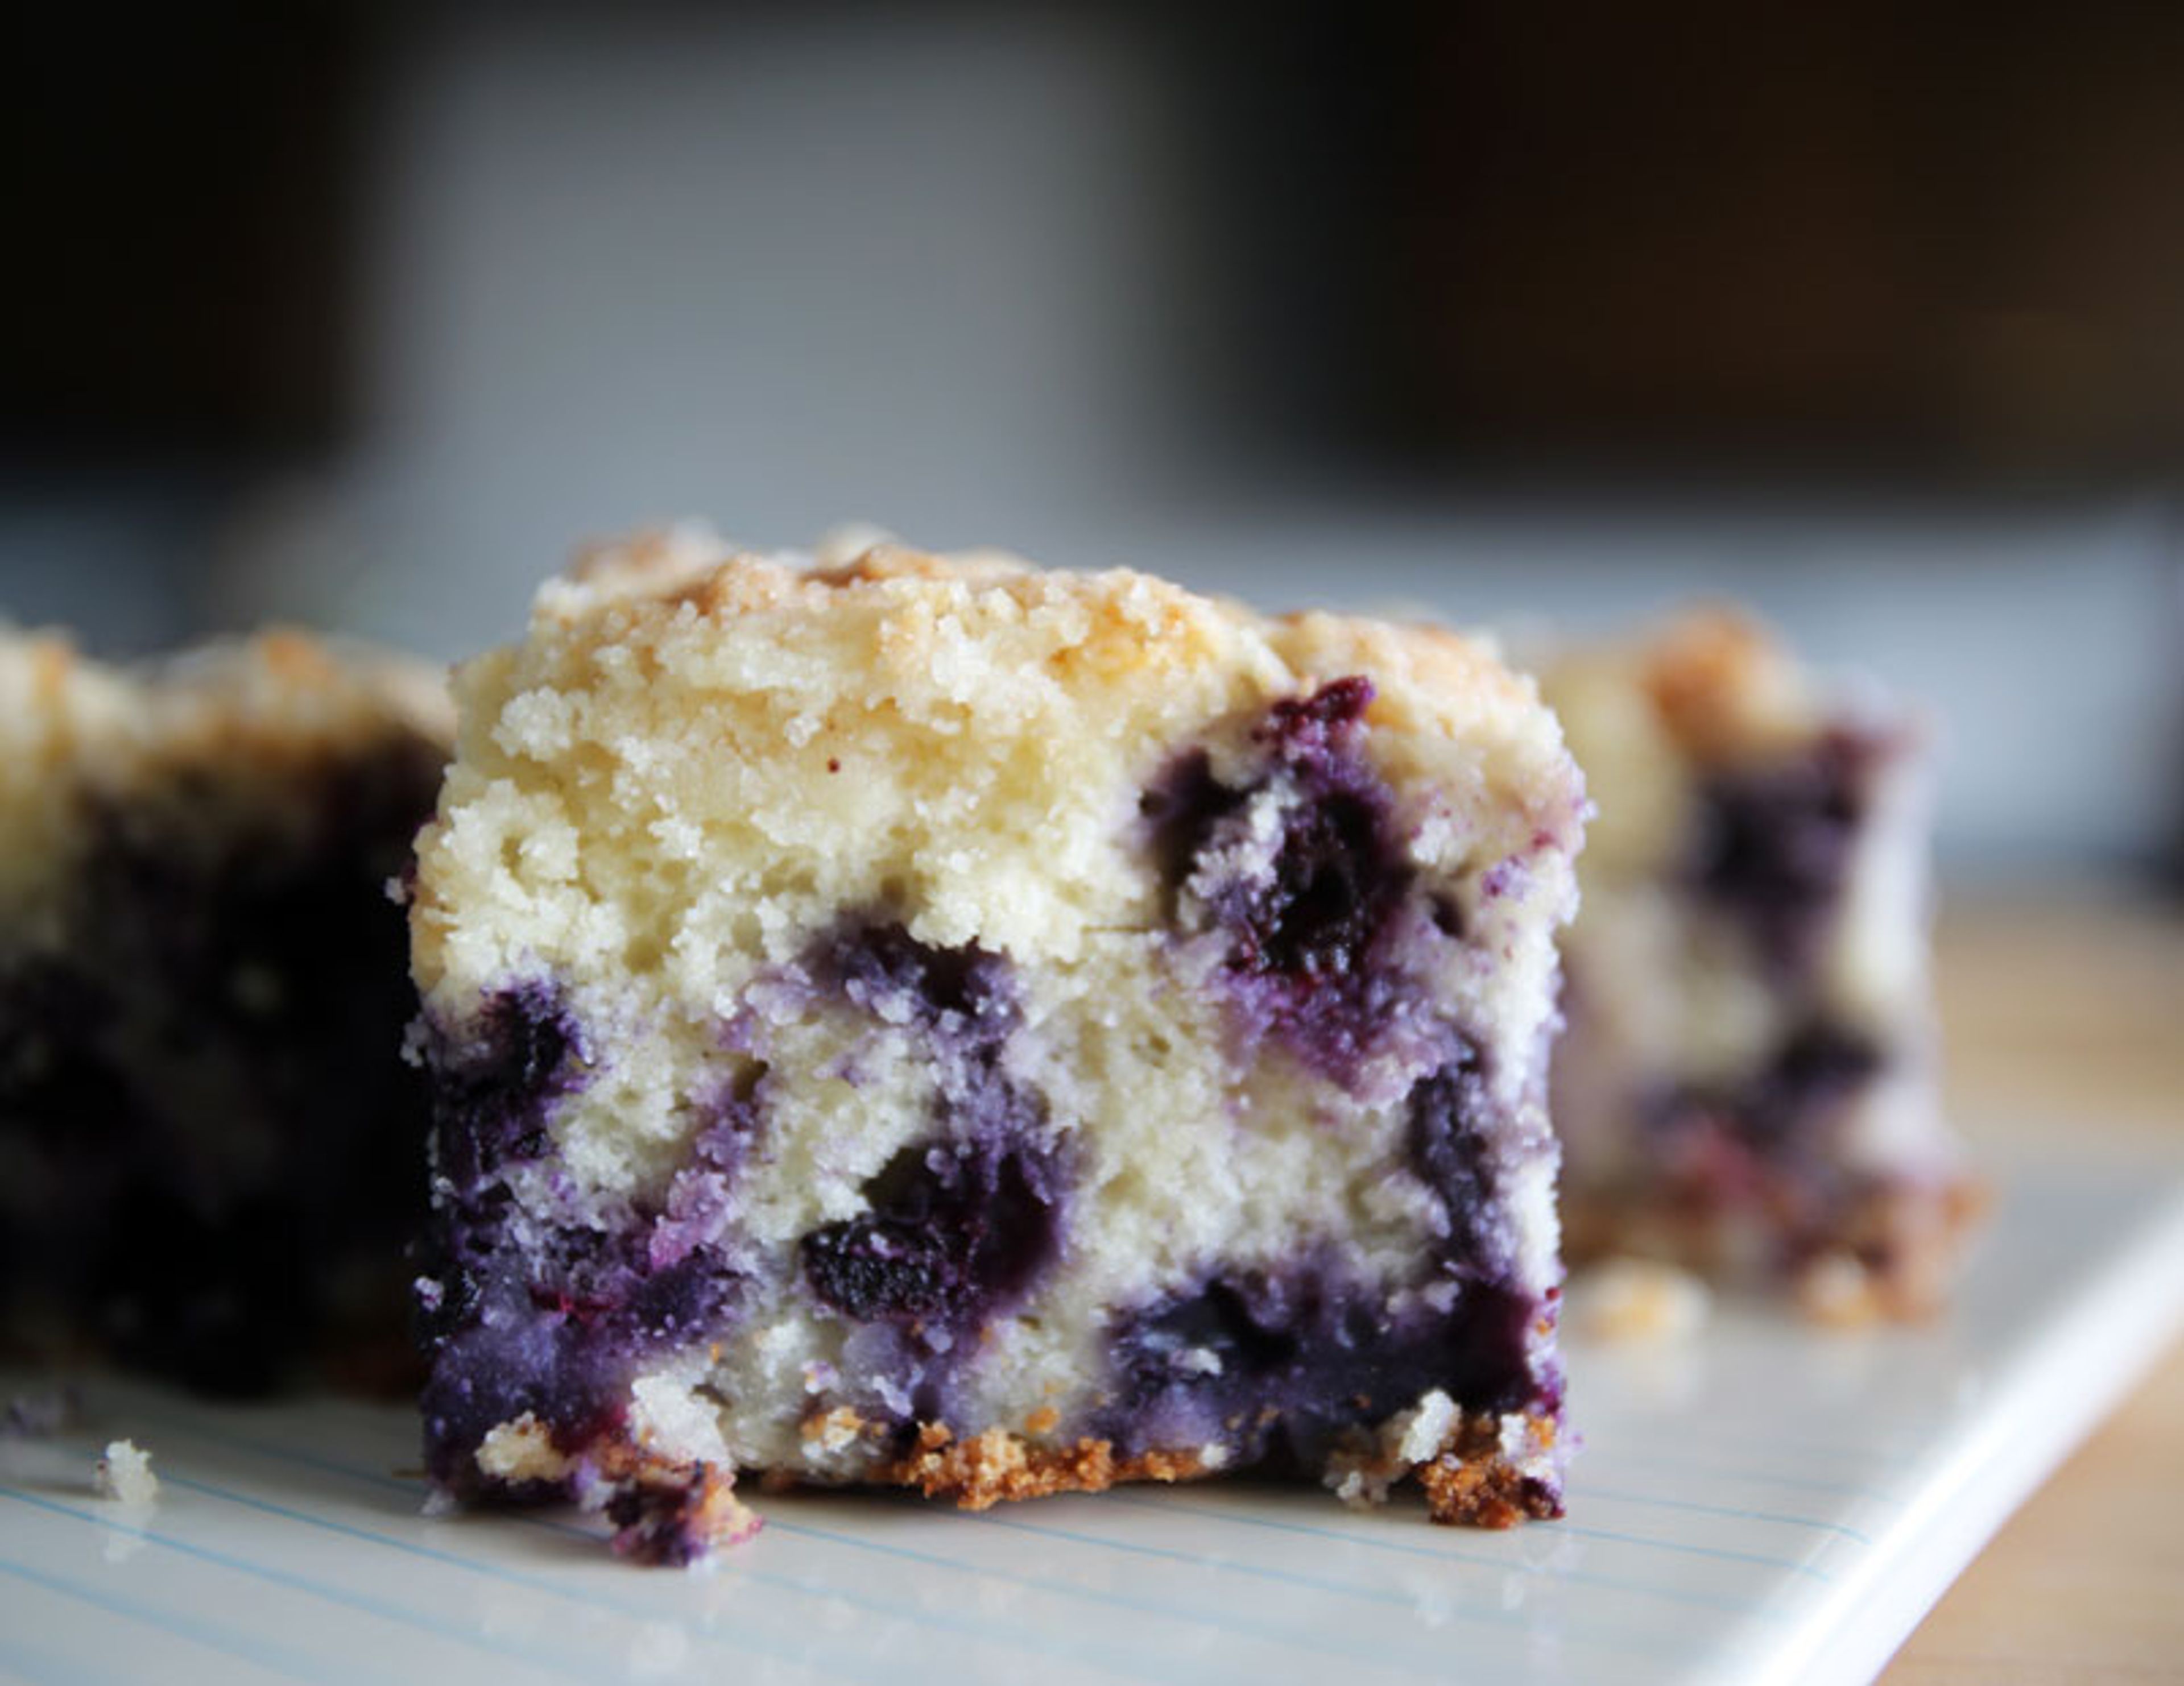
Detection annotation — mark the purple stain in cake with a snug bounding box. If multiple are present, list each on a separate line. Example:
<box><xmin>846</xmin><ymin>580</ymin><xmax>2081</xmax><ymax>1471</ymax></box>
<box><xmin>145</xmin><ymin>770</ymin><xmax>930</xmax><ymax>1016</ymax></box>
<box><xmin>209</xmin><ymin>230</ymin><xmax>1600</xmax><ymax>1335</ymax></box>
<box><xmin>1228</xmin><ymin>781</ymin><xmax>1398</xmax><ymax>981</ymax></box>
<box><xmin>1648</xmin><ymin>1020</ymin><xmax>1883</xmax><ymax>1162</ymax></box>
<box><xmin>800</xmin><ymin>1133</ymin><xmax>1064</xmax><ymax>1326</ymax></box>
<box><xmin>604</xmin><ymin>1467</ymin><xmax>747</xmax><ymax>1565</ymax></box>
<box><xmin>796</xmin><ymin>921</ymin><xmax>1067</xmax><ymax>1355</ymax></box>
<box><xmin>1404</xmin><ymin>1046</ymin><xmax>1506</xmax><ymax>1277</ymax></box>
<box><xmin>1747</xmin><ymin>1023</ymin><xmax>1883</xmax><ymax>1146</ymax></box>
<box><xmin>1479</xmin><ymin>858</ymin><xmax>1527</xmax><ymax>902</ymax></box>
<box><xmin>1113</xmin><ymin>1277</ymin><xmax>1296</xmax><ymax>1400</ymax></box>
<box><xmin>1140</xmin><ymin>748</ymin><xmax>1242</xmax><ymax>893</ymax></box>
<box><xmin>420</xmin><ymin>1220</ymin><xmax>746</xmax><ymax>1483</ymax></box>
<box><xmin>812</xmin><ymin>926</ymin><xmax>1043</xmax><ymax>1145</ymax></box>
<box><xmin>1689</xmin><ymin>727</ymin><xmax>1885</xmax><ymax>970</ymax></box>
<box><xmin>420</xmin><ymin>1211</ymin><xmax>750</xmax><ymax>1490</ymax></box>
<box><xmin>816</xmin><ymin>919</ymin><xmax>1020</xmax><ymax>1046</ymax></box>
<box><xmin>1637</xmin><ymin>1020</ymin><xmax>1891</xmax><ymax>1264</ymax></box>
<box><xmin>1264</xmin><ymin>673</ymin><xmax>1376</xmax><ymax>745</ymax></box>
<box><xmin>418</xmin><ymin>984</ymin><xmax>764</xmax><ymax>1490</ymax></box>
<box><xmin>1145</xmin><ymin>680</ymin><xmax>1445</xmax><ymax>1084</ymax></box>
<box><xmin>1095</xmin><ymin>1017</ymin><xmax>1554</xmax><ymax>1476</ymax></box>
<box><xmin>423</xmin><ymin>981</ymin><xmax>587</xmax><ymax>1189</ymax></box>
<box><xmin>648</xmin><ymin>1068</ymin><xmax>767</xmax><ymax>1271</ymax></box>
<box><xmin>1223</xmin><ymin>680</ymin><xmax>1405</xmax><ymax>984</ymax></box>
<box><xmin>425</xmin><ymin>922</ymin><xmax>1065</xmax><ymax>1495</ymax></box>
<box><xmin>1101</xmin><ymin>1258</ymin><xmax>1549</xmax><ymax>1472</ymax></box>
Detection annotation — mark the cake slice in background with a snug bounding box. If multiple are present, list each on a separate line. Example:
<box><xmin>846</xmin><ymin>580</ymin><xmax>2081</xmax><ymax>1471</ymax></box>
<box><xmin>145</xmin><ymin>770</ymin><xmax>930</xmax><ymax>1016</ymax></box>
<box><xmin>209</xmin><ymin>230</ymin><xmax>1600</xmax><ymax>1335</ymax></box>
<box><xmin>410</xmin><ymin>529</ymin><xmax>1588</xmax><ymax>1561</ymax></box>
<box><xmin>1540</xmin><ymin>611</ymin><xmax>1977</xmax><ymax>1320</ymax></box>
<box><xmin>0</xmin><ymin>627</ymin><xmax>451</xmax><ymax>1391</ymax></box>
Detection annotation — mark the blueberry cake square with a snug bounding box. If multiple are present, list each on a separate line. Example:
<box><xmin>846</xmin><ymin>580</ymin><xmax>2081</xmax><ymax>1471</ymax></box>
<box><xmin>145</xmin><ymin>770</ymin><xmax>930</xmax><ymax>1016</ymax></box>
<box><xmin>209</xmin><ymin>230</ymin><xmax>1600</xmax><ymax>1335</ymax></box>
<box><xmin>411</xmin><ymin>531</ymin><xmax>1589</xmax><ymax>1562</ymax></box>
<box><xmin>1540</xmin><ymin>611</ymin><xmax>1976</xmax><ymax>1319</ymax></box>
<box><xmin>0</xmin><ymin>627</ymin><xmax>451</xmax><ymax>1390</ymax></box>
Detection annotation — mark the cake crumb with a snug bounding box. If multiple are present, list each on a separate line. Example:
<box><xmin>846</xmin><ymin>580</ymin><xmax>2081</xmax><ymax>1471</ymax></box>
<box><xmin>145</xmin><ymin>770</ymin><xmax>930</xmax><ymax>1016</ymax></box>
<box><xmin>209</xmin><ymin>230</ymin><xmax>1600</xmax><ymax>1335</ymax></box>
<box><xmin>797</xmin><ymin>1405</ymin><xmax>867</xmax><ymax>1455</ymax></box>
<box><xmin>605</xmin><ymin>1463</ymin><xmax>757</xmax><ymax>1568</ymax></box>
<box><xmin>95</xmin><ymin>1440</ymin><xmax>159</xmax><ymax>1506</ymax></box>
<box><xmin>476</xmin><ymin>1414</ymin><xmax>574</xmax><ymax>1484</ymax></box>
<box><xmin>1795</xmin><ymin>1253</ymin><xmax>1883</xmax><ymax>1327</ymax></box>
<box><xmin>1570</xmin><ymin>1258</ymin><xmax>1711</xmax><ymax>1343</ymax></box>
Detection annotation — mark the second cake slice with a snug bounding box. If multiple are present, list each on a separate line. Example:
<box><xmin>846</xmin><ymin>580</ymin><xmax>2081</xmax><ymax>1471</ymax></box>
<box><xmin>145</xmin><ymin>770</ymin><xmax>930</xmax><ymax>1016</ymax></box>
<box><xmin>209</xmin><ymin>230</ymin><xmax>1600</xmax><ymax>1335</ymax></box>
<box><xmin>411</xmin><ymin>533</ymin><xmax>1588</xmax><ymax>1560</ymax></box>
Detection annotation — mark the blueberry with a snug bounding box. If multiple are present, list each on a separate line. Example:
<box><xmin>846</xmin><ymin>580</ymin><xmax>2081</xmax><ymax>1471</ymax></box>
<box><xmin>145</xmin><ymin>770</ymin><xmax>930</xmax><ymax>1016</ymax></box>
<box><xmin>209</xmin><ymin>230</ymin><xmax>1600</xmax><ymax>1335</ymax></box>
<box><xmin>1664</xmin><ymin>1020</ymin><xmax>1881</xmax><ymax>1154</ymax></box>
<box><xmin>800</xmin><ymin>1220</ymin><xmax>956</xmax><ymax>1323</ymax></box>
<box><xmin>800</xmin><ymin>1135</ymin><xmax>1062</xmax><ymax>1326</ymax></box>
<box><xmin>1231</xmin><ymin>782</ymin><xmax>1399</xmax><ymax>981</ymax></box>
<box><xmin>419</xmin><ymin>1213</ymin><xmax>748</xmax><ymax>1490</ymax></box>
<box><xmin>1404</xmin><ymin>1047</ymin><xmax>1502</xmax><ymax>1273</ymax></box>
<box><xmin>817</xmin><ymin>921</ymin><xmax>1016</xmax><ymax>1040</ymax></box>
<box><xmin>1690</xmin><ymin>729</ymin><xmax>1881</xmax><ymax>967</ymax></box>
<box><xmin>1145</xmin><ymin>680</ymin><xmax>1421</xmax><ymax>1081</ymax></box>
<box><xmin>1112</xmin><ymin>1277</ymin><xmax>1298</xmax><ymax>1407</ymax></box>
<box><xmin>425</xmin><ymin>982</ymin><xmax>585</xmax><ymax>1187</ymax></box>
<box><xmin>1101</xmin><ymin>1261</ymin><xmax>1550</xmax><ymax>1470</ymax></box>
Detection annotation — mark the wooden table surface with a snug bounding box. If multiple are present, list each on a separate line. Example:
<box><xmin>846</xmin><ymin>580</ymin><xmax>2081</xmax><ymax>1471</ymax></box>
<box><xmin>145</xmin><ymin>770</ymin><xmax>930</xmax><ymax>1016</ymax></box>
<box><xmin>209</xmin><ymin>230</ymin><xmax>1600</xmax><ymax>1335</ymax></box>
<box><xmin>1881</xmin><ymin>885</ymin><xmax>2184</xmax><ymax>1685</ymax></box>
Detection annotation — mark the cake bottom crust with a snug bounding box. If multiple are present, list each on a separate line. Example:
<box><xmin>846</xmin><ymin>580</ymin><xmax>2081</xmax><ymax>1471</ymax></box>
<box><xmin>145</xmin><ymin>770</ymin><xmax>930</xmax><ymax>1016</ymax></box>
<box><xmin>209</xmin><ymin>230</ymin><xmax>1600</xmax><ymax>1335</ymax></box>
<box><xmin>1563</xmin><ymin>1174</ymin><xmax>1987</xmax><ymax>1323</ymax></box>
<box><xmin>856</xmin><ymin>1405</ymin><xmax>1560</xmax><ymax>1528</ymax></box>
<box><xmin>870</xmin><ymin>1423</ymin><xmax>1215</xmax><ymax>1509</ymax></box>
<box><xmin>464</xmin><ymin>1398</ymin><xmax>1563</xmax><ymax>1565</ymax></box>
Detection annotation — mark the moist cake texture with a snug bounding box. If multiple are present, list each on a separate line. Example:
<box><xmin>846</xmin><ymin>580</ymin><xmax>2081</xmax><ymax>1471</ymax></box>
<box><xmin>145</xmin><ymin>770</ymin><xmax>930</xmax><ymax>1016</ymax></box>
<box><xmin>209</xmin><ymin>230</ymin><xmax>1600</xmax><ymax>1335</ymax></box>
<box><xmin>411</xmin><ymin>530</ymin><xmax>1588</xmax><ymax>1561</ymax></box>
<box><xmin>0</xmin><ymin>627</ymin><xmax>452</xmax><ymax>1390</ymax></box>
<box><xmin>1541</xmin><ymin>611</ymin><xmax>1975</xmax><ymax>1319</ymax></box>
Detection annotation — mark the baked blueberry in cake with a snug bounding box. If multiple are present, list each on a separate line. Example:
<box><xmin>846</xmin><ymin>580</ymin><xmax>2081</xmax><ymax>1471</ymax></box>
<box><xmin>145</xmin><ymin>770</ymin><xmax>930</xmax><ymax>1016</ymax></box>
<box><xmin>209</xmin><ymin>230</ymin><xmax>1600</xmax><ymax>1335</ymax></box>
<box><xmin>1540</xmin><ymin>611</ymin><xmax>1976</xmax><ymax>1320</ymax></box>
<box><xmin>411</xmin><ymin>529</ymin><xmax>1588</xmax><ymax>1561</ymax></box>
<box><xmin>0</xmin><ymin>627</ymin><xmax>452</xmax><ymax>1391</ymax></box>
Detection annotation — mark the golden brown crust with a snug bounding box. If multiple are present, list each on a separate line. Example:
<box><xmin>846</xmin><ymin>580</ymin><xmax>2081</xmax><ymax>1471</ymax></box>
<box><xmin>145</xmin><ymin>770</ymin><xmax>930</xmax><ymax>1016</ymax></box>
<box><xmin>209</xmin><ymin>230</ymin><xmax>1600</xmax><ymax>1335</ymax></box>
<box><xmin>868</xmin><ymin>1406</ymin><xmax>1560</xmax><ymax>1526</ymax></box>
<box><xmin>1267</xmin><ymin>609</ymin><xmax>1545</xmax><ymax>736</ymax></box>
<box><xmin>470</xmin><ymin>1395</ymin><xmax>1561</xmax><ymax>1556</ymax></box>
<box><xmin>1416</xmin><ymin>1415</ymin><xmax>1562</xmax><ymax>1528</ymax></box>
<box><xmin>1796</xmin><ymin>1176</ymin><xmax>1990</xmax><ymax>1324</ymax></box>
<box><xmin>1634</xmin><ymin>607</ymin><xmax>1814</xmax><ymax>763</ymax></box>
<box><xmin>875</xmin><ymin>1424</ymin><xmax>1210</xmax><ymax>1510</ymax></box>
<box><xmin>528</xmin><ymin>529</ymin><xmax>1547</xmax><ymax>749</ymax></box>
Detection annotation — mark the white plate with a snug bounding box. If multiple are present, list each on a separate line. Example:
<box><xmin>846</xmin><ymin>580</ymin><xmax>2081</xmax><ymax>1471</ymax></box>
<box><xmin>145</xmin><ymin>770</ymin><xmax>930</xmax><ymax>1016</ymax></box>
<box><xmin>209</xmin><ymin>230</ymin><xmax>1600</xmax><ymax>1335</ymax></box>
<box><xmin>6</xmin><ymin>1152</ymin><xmax>2182</xmax><ymax>1686</ymax></box>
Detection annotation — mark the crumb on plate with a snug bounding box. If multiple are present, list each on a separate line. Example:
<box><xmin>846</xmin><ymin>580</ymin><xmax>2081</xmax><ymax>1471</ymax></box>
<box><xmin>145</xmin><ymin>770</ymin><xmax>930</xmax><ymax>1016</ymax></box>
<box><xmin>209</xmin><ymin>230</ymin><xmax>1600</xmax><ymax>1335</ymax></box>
<box><xmin>1570</xmin><ymin>1257</ymin><xmax>1713</xmax><ymax>1343</ymax></box>
<box><xmin>94</xmin><ymin>1439</ymin><xmax>159</xmax><ymax>1506</ymax></box>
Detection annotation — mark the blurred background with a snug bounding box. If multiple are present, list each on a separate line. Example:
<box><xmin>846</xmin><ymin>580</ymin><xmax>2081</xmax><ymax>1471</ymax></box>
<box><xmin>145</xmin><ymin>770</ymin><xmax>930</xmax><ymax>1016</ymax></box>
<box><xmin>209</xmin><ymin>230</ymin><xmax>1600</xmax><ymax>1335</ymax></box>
<box><xmin>5</xmin><ymin>1</ymin><xmax>2182</xmax><ymax>875</ymax></box>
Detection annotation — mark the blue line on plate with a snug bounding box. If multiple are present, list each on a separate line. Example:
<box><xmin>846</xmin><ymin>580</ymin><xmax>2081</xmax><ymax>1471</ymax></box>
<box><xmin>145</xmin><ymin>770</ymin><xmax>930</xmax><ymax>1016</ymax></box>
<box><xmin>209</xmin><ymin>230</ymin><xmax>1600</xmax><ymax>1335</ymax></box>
<box><xmin>1095</xmin><ymin>1489</ymin><xmax>1789</xmax><ymax>1621</ymax></box>
<box><xmin>0</xmin><ymin>1535</ymin><xmax>380</xmax><ymax>1685</ymax></box>
<box><xmin>0</xmin><ymin>1481</ymin><xmax>592</xmax><ymax>1682</ymax></box>
<box><xmin>1570</xmin><ymin>1485</ymin><xmax>1874</xmax><ymax>1545</ymax></box>
<box><xmin>1587</xmin><ymin>1449</ymin><xmax>1900</xmax><ymax>1504</ymax></box>
<box><xmin>68</xmin><ymin>1424</ymin><xmax>1147</xmax><ymax>1686</ymax></box>
<box><xmin>1548</xmin><ymin>1521</ymin><xmax>1831</xmax><ymax>1581</ymax></box>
